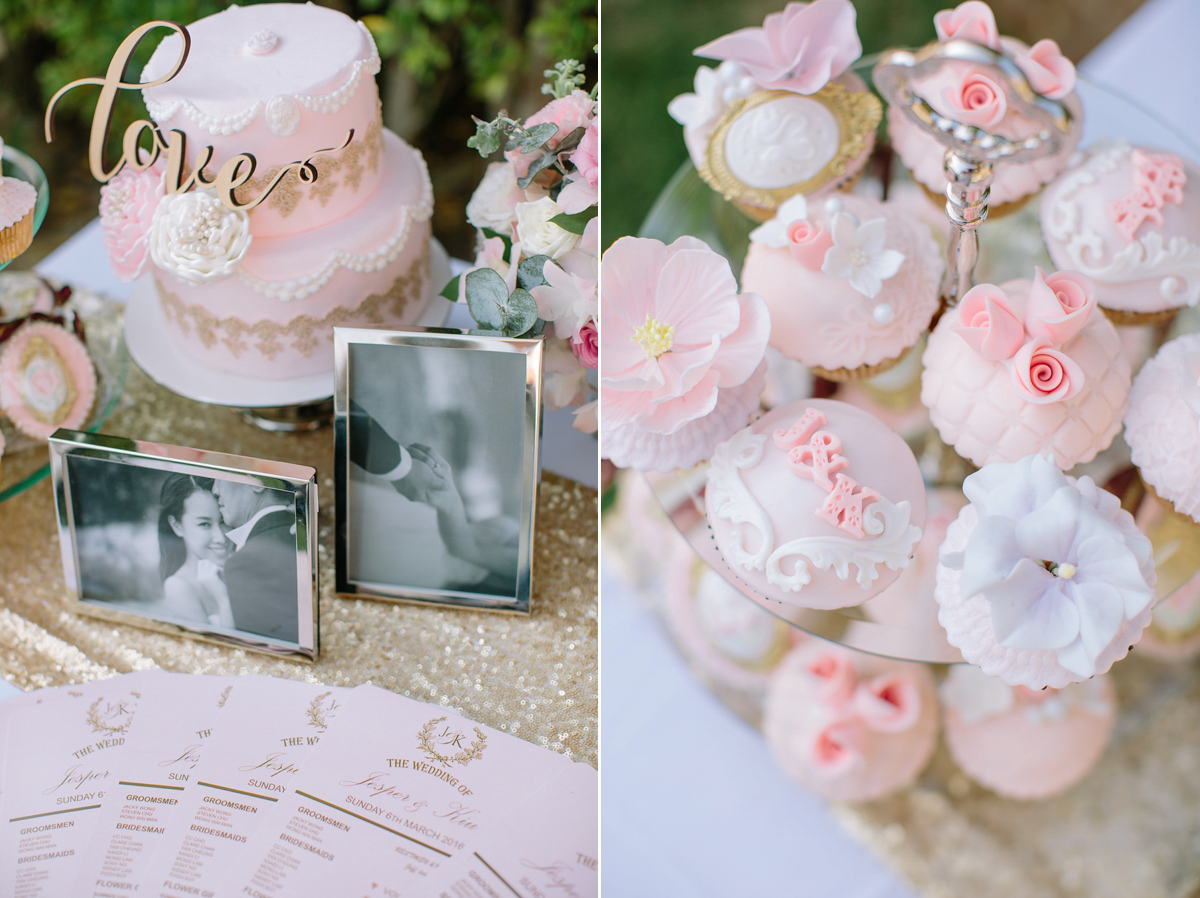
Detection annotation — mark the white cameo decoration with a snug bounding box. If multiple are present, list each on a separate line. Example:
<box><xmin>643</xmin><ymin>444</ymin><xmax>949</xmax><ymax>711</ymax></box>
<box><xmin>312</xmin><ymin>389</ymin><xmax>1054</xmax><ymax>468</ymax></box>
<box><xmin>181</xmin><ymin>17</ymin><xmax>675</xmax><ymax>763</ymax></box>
<box><xmin>266</xmin><ymin>94</ymin><xmax>302</xmax><ymax>137</ymax></box>
<box><xmin>245</xmin><ymin>30</ymin><xmax>279</xmax><ymax>56</ymax></box>
<box><xmin>723</xmin><ymin>95</ymin><xmax>839</xmax><ymax>189</ymax></box>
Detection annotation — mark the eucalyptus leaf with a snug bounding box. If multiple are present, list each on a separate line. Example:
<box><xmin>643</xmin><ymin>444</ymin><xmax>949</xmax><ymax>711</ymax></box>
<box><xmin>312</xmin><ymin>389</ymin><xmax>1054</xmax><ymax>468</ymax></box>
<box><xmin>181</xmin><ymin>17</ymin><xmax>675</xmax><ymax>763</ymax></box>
<box><xmin>517</xmin><ymin>254</ymin><xmax>551</xmax><ymax>290</ymax></box>
<box><xmin>517</xmin><ymin>151</ymin><xmax>559</xmax><ymax>189</ymax></box>
<box><xmin>520</xmin><ymin>122</ymin><xmax>559</xmax><ymax>150</ymax></box>
<box><xmin>439</xmin><ymin>274</ymin><xmax>462</xmax><ymax>302</ymax></box>
<box><xmin>555</xmin><ymin>125</ymin><xmax>587</xmax><ymax>156</ymax></box>
<box><xmin>502</xmin><ymin>288</ymin><xmax>540</xmax><ymax>337</ymax></box>
<box><xmin>549</xmin><ymin>205</ymin><xmax>597</xmax><ymax>235</ymax></box>
<box><xmin>464</xmin><ymin>267</ymin><xmax>510</xmax><ymax>330</ymax></box>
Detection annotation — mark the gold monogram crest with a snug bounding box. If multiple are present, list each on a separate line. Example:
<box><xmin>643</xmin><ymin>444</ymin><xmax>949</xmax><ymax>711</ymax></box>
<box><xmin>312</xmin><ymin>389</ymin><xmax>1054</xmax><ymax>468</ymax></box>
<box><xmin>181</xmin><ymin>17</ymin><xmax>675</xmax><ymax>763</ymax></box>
<box><xmin>86</xmin><ymin>697</ymin><xmax>133</xmax><ymax>736</ymax></box>
<box><xmin>306</xmin><ymin>691</ymin><xmax>340</xmax><ymax>733</ymax></box>
<box><xmin>417</xmin><ymin>716</ymin><xmax>487</xmax><ymax>768</ymax></box>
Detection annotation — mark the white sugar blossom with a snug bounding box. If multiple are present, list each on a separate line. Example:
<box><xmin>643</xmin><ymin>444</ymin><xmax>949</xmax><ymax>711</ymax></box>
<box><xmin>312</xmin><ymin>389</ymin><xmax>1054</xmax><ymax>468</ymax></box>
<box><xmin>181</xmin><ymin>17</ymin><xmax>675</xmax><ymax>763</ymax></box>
<box><xmin>515</xmin><ymin>196</ymin><xmax>579</xmax><ymax>259</ymax></box>
<box><xmin>149</xmin><ymin>188</ymin><xmax>251</xmax><ymax>284</ymax></box>
<box><xmin>748</xmin><ymin>194</ymin><xmax>809</xmax><ymax>248</ymax></box>
<box><xmin>821</xmin><ymin>212</ymin><xmax>905</xmax><ymax>298</ymax></box>
<box><xmin>668</xmin><ymin>61</ymin><xmax>756</xmax><ymax>131</ymax></box>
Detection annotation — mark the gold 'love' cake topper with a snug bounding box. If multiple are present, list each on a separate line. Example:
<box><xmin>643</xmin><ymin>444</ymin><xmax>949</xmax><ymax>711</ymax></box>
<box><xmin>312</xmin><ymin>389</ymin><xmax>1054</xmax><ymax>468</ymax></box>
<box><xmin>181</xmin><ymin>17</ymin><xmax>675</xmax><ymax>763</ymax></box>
<box><xmin>43</xmin><ymin>20</ymin><xmax>353</xmax><ymax>210</ymax></box>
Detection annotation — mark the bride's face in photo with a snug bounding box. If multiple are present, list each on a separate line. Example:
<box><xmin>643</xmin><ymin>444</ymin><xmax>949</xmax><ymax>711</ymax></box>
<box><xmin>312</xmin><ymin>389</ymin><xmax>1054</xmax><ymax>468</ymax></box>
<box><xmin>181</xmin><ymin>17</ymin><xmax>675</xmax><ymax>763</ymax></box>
<box><xmin>171</xmin><ymin>490</ymin><xmax>233</xmax><ymax>566</ymax></box>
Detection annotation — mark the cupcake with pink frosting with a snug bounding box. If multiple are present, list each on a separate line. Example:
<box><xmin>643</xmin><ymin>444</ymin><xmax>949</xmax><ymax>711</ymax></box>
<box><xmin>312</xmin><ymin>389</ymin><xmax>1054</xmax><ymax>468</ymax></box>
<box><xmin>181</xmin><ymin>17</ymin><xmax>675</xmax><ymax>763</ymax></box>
<box><xmin>921</xmin><ymin>267</ymin><xmax>1130</xmax><ymax>469</ymax></box>
<box><xmin>887</xmin><ymin>1</ymin><xmax>1083</xmax><ymax>211</ymax></box>
<box><xmin>763</xmin><ymin>640</ymin><xmax>939</xmax><ymax>802</ymax></box>
<box><xmin>935</xmin><ymin>454</ymin><xmax>1156</xmax><ymax>690</ymax></box>
<box><xmin>941</xmin><ymin>664</ymin><xmax>1116</xmax><ymax>799</ymax></box>
<box><xmin>600</xmin><ymin>235</ymin><xmax>771</xmax><ymax>472</ymax></box>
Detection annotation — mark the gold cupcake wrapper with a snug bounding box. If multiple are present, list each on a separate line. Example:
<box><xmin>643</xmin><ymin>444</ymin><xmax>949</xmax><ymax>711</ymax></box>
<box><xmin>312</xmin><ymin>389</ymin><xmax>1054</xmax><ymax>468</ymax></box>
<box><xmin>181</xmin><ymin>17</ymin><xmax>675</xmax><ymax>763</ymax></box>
<box><xmin>810</xmin><ymin>352</ymin><xmax>904</xmax><ymax>383</ymax></box>
<box><xmin>0</xmin><ymin>206</ymin><xmax>34</xmax><ymax>265</ymax></box>
<box><xmin>1100</xmin><ymin>305</ymin><xmax>1179</xmax><ymax>327</ymax></box>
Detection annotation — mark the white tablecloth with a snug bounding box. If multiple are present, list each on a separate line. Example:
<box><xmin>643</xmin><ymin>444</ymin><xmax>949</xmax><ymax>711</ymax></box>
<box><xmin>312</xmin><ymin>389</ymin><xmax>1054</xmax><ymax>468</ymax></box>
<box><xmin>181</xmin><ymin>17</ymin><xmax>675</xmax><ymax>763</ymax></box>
<box><xmin>601</xmin><ymin>1</ymin><xmax>1200</xmax><ymax>894</ymax></box>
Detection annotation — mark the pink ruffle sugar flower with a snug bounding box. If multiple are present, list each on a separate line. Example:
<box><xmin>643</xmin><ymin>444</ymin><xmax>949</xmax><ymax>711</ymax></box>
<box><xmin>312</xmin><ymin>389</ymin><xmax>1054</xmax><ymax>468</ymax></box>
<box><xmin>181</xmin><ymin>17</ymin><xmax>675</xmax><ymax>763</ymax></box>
<box><xmin>600</xmin><ymin>235</ymin><xmax>771</xmax><ymax>472</ymax></box>
<box><xmin>506</xmin><ymin>90</ymin><xmax>596</xmax><ymax>180</ymax></box>
<box><xmin>695</xmin><ymin>0</ymin><xmax>862</xmax><ymax>95</ymax></box>
<box><xmin>99</xmin><ymin>163</ymin><xmax>165</xmax><ymax>282</ymax></box>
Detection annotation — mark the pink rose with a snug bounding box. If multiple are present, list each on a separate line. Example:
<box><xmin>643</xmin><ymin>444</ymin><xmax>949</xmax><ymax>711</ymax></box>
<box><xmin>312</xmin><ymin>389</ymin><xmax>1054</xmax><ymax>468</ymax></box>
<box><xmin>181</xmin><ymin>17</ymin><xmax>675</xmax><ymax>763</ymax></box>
<box><xmin>933</xmin><ymin>1</ymin><xmax>1000</xmax><ymax>48</ymax></box>
<box><xmin>695</xmin><ymin>0</ymin><xmax>862</xmax><ymax>95</ymax></box>
<box><xmin>571</xmin><ymin>320</ymin><xmax>598</xmax><ymax>369</ymax></box>
<box><xmin>953</xmin><ymin>282</ymin><xmax>1025</xmax><ymax>360</ymax></box>
<box><xmin>786</xmin><ymin>219</ymin><xmax>833</xmax><ymax>269</ymax></box>
<box><xmin>853</xmin><ymin>674</ymin><xmax>921</xmax><ymax>733</ymax></box>
<box><xmin>558</xmin><ymin>120</ymin><xmax>599</xmax><ymax>214</ymax></box>
<box><xmin>1013</xmin><ymin>39</ymin><xmax>1076</xmax><ymax>100</ymax></box>
<box><xmin>1024</xmin><ymin>267</ymin><xmax>1095</xmax><ymax>346</ymax></box>
<box><xmin>506</xmin><ymin>90</ymin><xmax>595</xmax><ymax>180</ymax></box>
<box><xmin>99</xmin><ymin>164</ymin><xmax>165</xmax><ymax>282</ymax></box>
<box><xmin>941</xmin><ymin>69</ymin><xmax>1007</xmax><ymax>128</ymax></box>
<box><xmin>1009</xmin><ymin>338</ymin><xmax>1084</xmax><ymax>403</ymax></box>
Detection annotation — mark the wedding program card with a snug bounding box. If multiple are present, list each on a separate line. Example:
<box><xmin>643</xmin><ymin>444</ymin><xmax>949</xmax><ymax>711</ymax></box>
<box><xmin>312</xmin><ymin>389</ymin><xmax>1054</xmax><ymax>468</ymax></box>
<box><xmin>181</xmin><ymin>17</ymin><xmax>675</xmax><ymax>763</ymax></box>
<box><xmin>70</xmin><ymin>673</ymin><xmax>241</xmax><ymax>897</ymax></box>
<box><xmin>0</xmin><ymin>670</ymin><xmax>165</xmax><ymax>898</ymax></box>
<box><xmin>222</xmin><ymin>684</ymin><xmax>582</xmax><ymax>897</ymax></box>
<box><xmin>137</xmin><ymin>677</ymin><xmax>348</xmax><ymax>898</ymax></box>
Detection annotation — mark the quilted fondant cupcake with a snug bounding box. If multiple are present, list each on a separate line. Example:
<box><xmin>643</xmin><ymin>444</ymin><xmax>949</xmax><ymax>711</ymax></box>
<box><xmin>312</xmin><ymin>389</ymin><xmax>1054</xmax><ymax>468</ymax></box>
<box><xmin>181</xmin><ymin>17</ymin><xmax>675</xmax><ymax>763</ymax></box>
<box><xmin>705</xmin><ymin>398</ymin><xmax>926</xmax><ymax>610</ymax></box>
<box><xmin>741</xmin><ymin>193</ymin><xmax>943</xmax><ymax>380</ymax></box>
<box><xmin>763</xmin><ymin>640</ymin><xmax>939</xmax><ymax>802</ymax></box>
<box><xmin>935</xmin><ymin>454</ymin><xmax>1156</xmax><ymax>689</ymax></box>
<box><xmin>921</xmin><ymin>268</ymin><xmax>1130</xmax><ymax>469</ymax></box>
<box><xmin>1041</xmin><ymin>141</ymin><xmax>1198</xmax><ymax>324</ymax></box>
<box><xmin>887</xmin><ymin>1</ymin><xmax>1083</xmax><ymax>211</ymax></box>
<box><xmin>940</xmin><ymin>664</ymin><xmax>1115</xmax><ymax>799</ymax></box>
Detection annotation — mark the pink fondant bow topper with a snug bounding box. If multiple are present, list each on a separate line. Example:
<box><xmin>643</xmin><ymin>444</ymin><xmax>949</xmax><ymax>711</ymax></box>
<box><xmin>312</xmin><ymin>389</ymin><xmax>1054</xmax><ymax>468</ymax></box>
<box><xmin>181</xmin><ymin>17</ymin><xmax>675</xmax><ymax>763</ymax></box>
<box><xmin>695</xmin><ymin>0</ymin><xmax>862</xmax><ymax>95</ymax></box>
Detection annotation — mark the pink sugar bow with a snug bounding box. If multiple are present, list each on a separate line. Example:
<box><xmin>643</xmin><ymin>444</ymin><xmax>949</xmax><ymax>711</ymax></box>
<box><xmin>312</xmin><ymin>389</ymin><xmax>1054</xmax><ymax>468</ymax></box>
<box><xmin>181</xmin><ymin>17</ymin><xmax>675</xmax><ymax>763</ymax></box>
<box><xmin>695</xmin><ymin>0</ymin><xmax>862</xmax><ymax>95</ymax></box>
<box><xmin>933</xmin><ymin>1</ymin><xmax>1000</xmax><ymax>48</ymax></box>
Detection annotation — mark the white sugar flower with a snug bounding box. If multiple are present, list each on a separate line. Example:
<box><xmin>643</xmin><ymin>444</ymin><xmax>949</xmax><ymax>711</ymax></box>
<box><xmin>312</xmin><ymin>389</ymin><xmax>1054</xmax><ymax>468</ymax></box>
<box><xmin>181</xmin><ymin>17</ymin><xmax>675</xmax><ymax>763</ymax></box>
<box><xmin>515</xmin><ymin>196</ymin><xmax>579</xmax><ymax>259</ymax></box>
<box><xmin>821</xmin><ymin>212</ymin><xmax>905</xmax><ymax>298</ymax></box>
<box><xmin>668</xmin><ymin>61</ymin><xmax>755</xmax><ymax>131</ymax></box>
<box><xmin>466</xmin><ymin>161</ymin><xmax>522</xmax><ymax>232</ymax></box>
<box><xmin>149</xmin><ymin>188</ymin><xmax>251</xmax><ymax>284</ymax></box>
<box><xmin>748</xmin><ymin>194</ymin><xmax>809</xmax><ymax>248</ymax></box>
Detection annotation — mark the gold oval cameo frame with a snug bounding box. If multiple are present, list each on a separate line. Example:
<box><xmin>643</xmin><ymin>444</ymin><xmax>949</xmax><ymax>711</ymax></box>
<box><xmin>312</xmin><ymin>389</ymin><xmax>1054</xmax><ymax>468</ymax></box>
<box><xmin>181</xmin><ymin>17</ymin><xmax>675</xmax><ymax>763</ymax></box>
<box><xmin>700</xmin><ymin>82</ymin><xmax>882</xmax><ymax>218</ymax></box>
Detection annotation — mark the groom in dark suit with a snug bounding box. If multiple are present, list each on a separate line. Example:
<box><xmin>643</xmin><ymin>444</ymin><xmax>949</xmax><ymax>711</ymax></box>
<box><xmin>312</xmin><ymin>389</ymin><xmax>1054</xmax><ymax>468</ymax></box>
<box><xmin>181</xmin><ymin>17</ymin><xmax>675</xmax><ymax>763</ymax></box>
<box><xmin>212</xmin><ymin>480</ymin><xmax>299</xmax><ymax>644</ymax></box>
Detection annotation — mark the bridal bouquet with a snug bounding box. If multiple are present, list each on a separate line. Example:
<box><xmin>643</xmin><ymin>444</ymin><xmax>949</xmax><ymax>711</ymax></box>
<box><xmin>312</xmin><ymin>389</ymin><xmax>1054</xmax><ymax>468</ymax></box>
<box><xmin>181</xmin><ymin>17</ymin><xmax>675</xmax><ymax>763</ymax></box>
<box><xmin>449</xmin><ymin>59</ymin><xmax>598</xmax><ymax>433</ymax></box>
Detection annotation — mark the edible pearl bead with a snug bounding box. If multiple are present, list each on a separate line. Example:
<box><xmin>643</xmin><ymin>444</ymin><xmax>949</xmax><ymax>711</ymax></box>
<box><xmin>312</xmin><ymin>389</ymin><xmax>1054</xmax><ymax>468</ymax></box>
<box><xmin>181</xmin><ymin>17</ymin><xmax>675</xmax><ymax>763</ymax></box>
<box><xmin>824</xmin><ymin>196</ymin><xmax>843</xmax><ymax>214</ymax></box>
<box><xmin>873</xmin><ymin>303</ymin><xmax>894</xmax><ymax>324</ymax></box>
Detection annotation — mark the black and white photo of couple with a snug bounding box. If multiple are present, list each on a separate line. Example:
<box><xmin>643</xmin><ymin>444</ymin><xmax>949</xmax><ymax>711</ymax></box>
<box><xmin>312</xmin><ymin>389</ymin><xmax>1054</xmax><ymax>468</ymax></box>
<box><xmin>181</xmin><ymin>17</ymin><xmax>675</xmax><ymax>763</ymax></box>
<box><xmin>69</xmin><ymin>456</ymin><xmax>300</xmax><ymax>645</ymax></box>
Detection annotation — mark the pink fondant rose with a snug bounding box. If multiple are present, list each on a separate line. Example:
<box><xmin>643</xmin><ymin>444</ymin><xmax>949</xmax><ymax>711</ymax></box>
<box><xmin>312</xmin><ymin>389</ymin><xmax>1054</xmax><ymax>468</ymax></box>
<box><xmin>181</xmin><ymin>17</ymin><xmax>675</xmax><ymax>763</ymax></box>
<box><xmin>1010</xmin><ymin>338</ymin><xmax>1084</xmax><ymax>403</ymax></box>
<box><xmin>811</xmin><ymin>722</ymin><xmax>863</xmax><ymax>773</ymax></box>
<box><xmin>853</xmin><ymin>674</ymin><xmax>922</xmax><ymax>733</ymax></box>
<box><xmin>1024</xmin><ymin>268</ymin><xmax>1095</xmax><ymax>345</ymax></box>
<box><xmin>941</xmin><ymin>69</ymin><xmax>1007</xmax><ymax>128</ymax></box>
<box><xmin>806</xmin><ymin>652</ymin><xmax>857</xmax><ymax>704</ymax></box>
<box><xmin>1013</xmin><ymin>39</ymin><xmax>1076</xmax><ymax>100</ymax></box>
<box><xmin>954</xmin><ymin>283</ymin><xmax>1025</xmax><ymax>360</ymax></box>
<box><xmin>787</xmin><ymin>219</ymin><xmax>833</xmax><ymax>269</ymax></box>
<box><xmin>695</xmin><ymin>0</ymin><xmax>862</xmax><ymax>95</ymax></box>
<box><xmin>571</xmin><ymin>320</ymin><xmax>598</xmax><ymax>369</ymax></box>
<box><xmin>505</xmin><ymin>90</ymin><xmax>596</xmax><ymax>180</ymax></box>
<box><xmin>99</xmin><ymin>165</ymin><xmax>165</xmax><ymax>282</ymax></box>
<box><xmin>933</xmin><ymin>1</ymin><xmax>999</xmax><ymax>48</ymax></box>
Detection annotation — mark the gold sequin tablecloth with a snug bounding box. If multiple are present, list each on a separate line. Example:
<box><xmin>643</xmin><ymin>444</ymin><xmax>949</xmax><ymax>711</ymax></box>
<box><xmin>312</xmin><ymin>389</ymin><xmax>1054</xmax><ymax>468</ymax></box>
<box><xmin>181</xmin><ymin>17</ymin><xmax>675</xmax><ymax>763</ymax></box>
<box><xmin>0</xmin><ymin>365</ymin><xmax>597</xmax><ymax>767</ymax></box>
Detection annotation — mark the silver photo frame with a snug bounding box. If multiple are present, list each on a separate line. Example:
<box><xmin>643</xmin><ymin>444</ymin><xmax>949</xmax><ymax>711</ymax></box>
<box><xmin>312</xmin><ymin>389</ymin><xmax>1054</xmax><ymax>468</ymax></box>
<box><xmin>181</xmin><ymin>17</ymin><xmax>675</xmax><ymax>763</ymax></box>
<box><xmin>48</xmin><ymin>429</ymin><xmax>319</xmax><ymax>661</ymax></box>
<box><xmin>334</xmin><ymin>326</ymin><xmax>543</xmax><ymax>613</ymax></box>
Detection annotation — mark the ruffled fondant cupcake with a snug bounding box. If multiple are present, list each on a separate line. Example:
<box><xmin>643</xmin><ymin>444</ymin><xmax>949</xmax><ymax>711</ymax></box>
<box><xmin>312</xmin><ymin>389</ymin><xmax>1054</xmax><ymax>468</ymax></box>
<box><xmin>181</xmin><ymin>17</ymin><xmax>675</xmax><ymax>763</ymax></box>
<box><xmin>1040</xmin><ymin>141</ymin><xmax>1198</xmax><ymax>324</ymax></box>
<box><xmin>669</xmin><ymin>0</ymin><xmax>881</xmax><ymax>220</ymax></box>
<box><xmin>887</xmin><ymin>1</ymin><xmax>1083</xmax><ymax>211</ymax></box>
<box><xmin>921</xmin><ymin>268</ymin><xmax>1130</xmax><ymax>469</ymax></box>
<box><xmin>0</xmin><ymin>139</ymin><xmax>37</xmax><ymax>265</ymax></box>
<box><xmin>600</xmin><ymin>235</ymin><xmax>771</xmax><ymax>472</ymax></box>
<box><xmin>741</xmin><ymin>193</ymin><xmax>943</xmax><ymax>380</ymax></box>
<box><xmin>763</xmin><ymin>641</ymin><xmax>939</xmax><ymax>802</ymax></box>
<box><xmin>705</xmin><ymin>398</ymin><xmax>926</xmax><ymax>610</ymax></box>
<box><xmin>940</xmin><ymin>664</ymin><xmax>1115</xmax><ymax>799</ymax></box>
<box><xmin>665</xmin><ymin>546</ymin><xmax>799</xmax><ymax>692</ymax></box>
<box><xmin>935</xmin><ymin>454</ymin><xmax>1156</xmax><ymax>689</ymax></box>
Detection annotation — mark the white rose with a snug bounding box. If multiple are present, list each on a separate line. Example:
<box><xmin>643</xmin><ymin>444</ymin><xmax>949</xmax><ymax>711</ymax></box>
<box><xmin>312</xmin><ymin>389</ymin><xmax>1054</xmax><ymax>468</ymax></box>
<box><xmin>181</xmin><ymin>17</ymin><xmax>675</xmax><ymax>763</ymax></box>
<box><xmin>149</xmin><ymin>188</ymin><xmax>252</xmax><ymax>284</ymax></box>
<box><xmin>466</xmin><ymin>161</ymin><xmax>521</xmax><ymax>232</ymax></box>
<box><xmin>515</xmin><ymin>197</ymin><xmax>579</xmax><ymax>260</ymax></box>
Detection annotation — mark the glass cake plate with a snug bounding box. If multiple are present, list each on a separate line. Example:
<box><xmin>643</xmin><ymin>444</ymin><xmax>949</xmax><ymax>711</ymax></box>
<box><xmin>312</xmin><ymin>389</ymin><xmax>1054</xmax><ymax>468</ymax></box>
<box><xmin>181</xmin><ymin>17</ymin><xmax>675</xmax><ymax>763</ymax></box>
<box><xmin>642</xmin><ymin>59</ymin><xmax>1200</xmax><ymax>664</ymax></box>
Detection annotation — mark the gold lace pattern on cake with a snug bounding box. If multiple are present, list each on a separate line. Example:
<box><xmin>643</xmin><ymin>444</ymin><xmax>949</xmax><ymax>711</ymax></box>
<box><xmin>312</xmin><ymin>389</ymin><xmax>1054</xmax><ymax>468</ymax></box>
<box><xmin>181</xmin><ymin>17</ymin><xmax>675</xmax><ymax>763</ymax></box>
<box><xmin>156</xmin><ymin>253</ymin><xmax>427</xmax><ymax>360</ymax></box>
<box><xmin>231</xmin><ymin>118</ymin><xmax>384</xmax><ymax>217</ymax></box>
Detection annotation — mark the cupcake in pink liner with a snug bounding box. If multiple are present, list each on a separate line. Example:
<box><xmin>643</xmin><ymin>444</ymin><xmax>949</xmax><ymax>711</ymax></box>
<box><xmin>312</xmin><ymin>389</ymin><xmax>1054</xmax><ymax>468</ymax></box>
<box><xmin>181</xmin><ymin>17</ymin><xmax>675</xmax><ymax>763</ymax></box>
<box><xmin>600</xmin><ymin>235</ymin><xmax>771</xmax><ymax>472</ymax></box>
<box><xmin>741</xmin><ymin>193</ymin><xmax>943</xmax><ymax>380</ymax></box>
<box><xmin>763</xmin><ymin>640</ymin><xmax>939</xmax><ymax>802</ymax></box>
<box><xmin>935</xmin><ymin>454</ymin><xmax>1156</xmax><ymax>689</ymax></box>
<box><xmin>1040</xmin><ymin>141</ymin><xmax>1198</xmax><ymax>324</ymax></box>
<box><xmin>940</xmin><ymin>664</ymin><xmax>1116</xmax><ymax>799</ymax></box>
<box><xmin>704</xmin><ymin>398</ymin><xmax>926</xmax><ymax>610</ymax></box>
<box><xmin>665</xmin><ymin>544</ymin><xmax>800</xmax><ymax>694</ymax></box>
<box><xmin>0</xmin><ymin>321</ymin><xmax>96</xmax><ymax>440</ymax></box>
<box><xmin>921</xmin><ymin>268</ymin><xmax>1131</xmax><ymax>469</ymax></box>
<box><xmin>887</xmin><ymin>1</ymin><xmax>1084</xmax><ymax>210</ymax></box>
<box><xmin>671</xmin><ymin>1</ymin><xmax>881</xmax><ymax>219</ymax></box>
